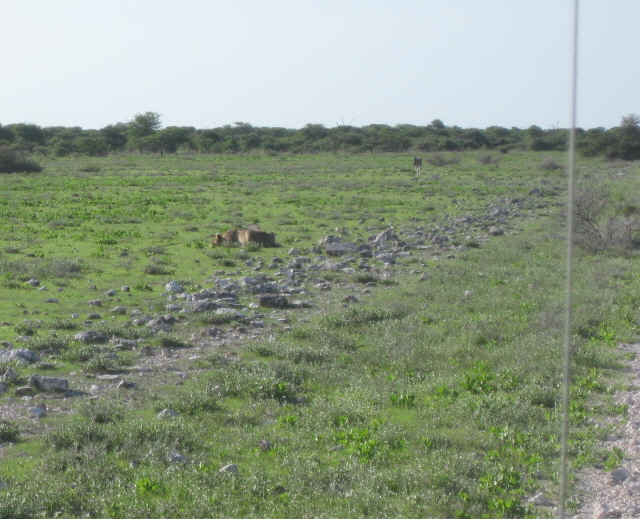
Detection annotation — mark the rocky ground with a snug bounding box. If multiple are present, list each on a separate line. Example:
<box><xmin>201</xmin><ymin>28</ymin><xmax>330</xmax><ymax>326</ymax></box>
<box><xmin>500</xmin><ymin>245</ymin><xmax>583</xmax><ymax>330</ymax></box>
<box><xmin>570</xmin><ymin>342</ymin><xmax>640</xmax><ymax>519</ymax></box>
<box><xmin>7</xmin><ymin>192</ymin><xmax>628</xmax><ymax>514</ymax></box>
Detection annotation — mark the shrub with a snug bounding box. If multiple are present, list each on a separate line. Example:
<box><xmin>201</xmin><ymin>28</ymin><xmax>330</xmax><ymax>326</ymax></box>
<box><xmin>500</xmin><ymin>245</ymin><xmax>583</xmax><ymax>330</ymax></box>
<box><xmin>142</xmin><ymin>263</ymin><xmax>172</xmax><ymax>275</ymax></box>
<box><xmin>0</xmin><ymin>146</ymin><xmax>43</xmax><ymax>173</ymax></box>
<box><xmin>153</xmin><ymin>386</ymin><xmax>222</xmax><ymax>415</ymax></box>
<box><xmin>14</xmin><ymin>322</ymin><xmax>38</xmax><ymax>336</ymax></box>
<box><xmin>78</xmin><ymin>396</ymin><xmax>126</xmax><ymax>424</ymax></box>
<box><xmin>573</xmin><ymin>183</ymin><xmax>640</xmax><ymax>253</ymax></box>
<box><xmin>49</xmin><ymin>318</ymin><xmax>79</xmax><ymax>330</ymax></box>
<box><xmin>426</xmin><ymin>153</ymin><xmax>461</xmax><ymax>167</ymax></box>
<box><xmin>353</xmin><ymin>273</ymin><xmax>379</xmax><ymax>284</ymax></box>
<box><xmin>0</xmin><ymin>421</ymin><xmax>20</xmax><ymax>442</ymax></box>
<box><xmin>78</xmin><ymin>164</ymin><xmax>101</xmax><ymax>173</ymax></box>
<box><xmin>477</xmin><ymin>154</ymin><xmax>500</xmax><ymax>166</ymax></box>
<box><xmin>156</xmin><ymin>334</ymin><xmax>190</xmax><ymax>348</ymax></box>
<box><xmin>539</xmin><ymin>158</ymin><xmax>565</xmax><ymax>171</ymax></box>
<box><xmin>27</xmin><ymin>334</ymin><xmax>71</xmax><ymax>353</ymax></box>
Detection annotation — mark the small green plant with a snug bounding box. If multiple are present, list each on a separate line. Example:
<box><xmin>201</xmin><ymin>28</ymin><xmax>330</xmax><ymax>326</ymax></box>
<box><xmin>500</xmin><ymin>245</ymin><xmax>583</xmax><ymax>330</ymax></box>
<box><xmin>185</xmin><ymin>239</ymin><xmax>206</xmax><ymax>249</ymax></box>
<box><xmin>279</xmin><ymin>413</ymin><xmax>298</xmax><ymax>427</ymax></box>
<box><xmin>389</xmin><ymin>393</ymin><xmax>416</xmax><ymax>408</ymax></box>
<box><xmin>243</xmin><ymin>243</ymin><xmax>262</xmax><ymax>252</ymax></box>
<box><xmin>604</xmin><ymin>446</ymin><xmax>625</xmax><ymax>471</ymax></box>
<box><xmin>0</xmin><ymin>421</ymin><xmax>20</xmax><ymax>442</ymax></box>
<box><xmin>14</xmin><ymin>322</ymin><xmax>37</xmax><ymax>336</ymax></box>
<box><xmin>135</xmin><ymin>477</ymin><xmax>161</xmax><ymax>495</ymax></box>
<box><xmin>334</xmin><ymin>422</ymin><xmax>383</xmax><ymax>462</ymax></box>
<box><xmin>156</xmin><ymin>334</ymin><xmax>190</xmax><ymax>348</ymax></box>
<box><xmin>459</xmin><ymin>361</ymin><xmax>497</xmax><ymax>394</ymax></box>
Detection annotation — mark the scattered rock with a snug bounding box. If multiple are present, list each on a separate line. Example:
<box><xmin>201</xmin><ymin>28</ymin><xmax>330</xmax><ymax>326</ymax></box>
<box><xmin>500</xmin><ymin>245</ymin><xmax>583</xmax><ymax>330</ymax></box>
<box><xmin>158</xmin><ymin>409</ymin><xmax>179</xmax><ymax>420</ymax></box>
<box><xmin>140</xmin><ymin>345</ymin><xmax>155</xmax><ymax>357</ymax></box>
<box><xmin>28</xmin><ymin>404</ymin><xmax>47</xmax><ymax>419</ymax></box>
<box><xmin>373</xmin><ymin>229</ymin><xmax>397</xmax><ymax>245</ymax></box>
<box><xmin>291</xmin><ymin>300</ymin><xmax>313</xmax><ymax>308</ymax></box>
<box><xmin>14</xmin><ymin>386</ymin><xmax>33</xmax><ymax>396</ymax></box>
<box><xmin>168</xmin><ymin>452</ymin><xmax>188</xmax><ymax>463</ymax></box>
<box><xmin>117</xmin><ymin>380</ymin><xmax>137</xmax><ymax>390</ymax></box>
<box><xmin>96</xmin><ymin>375</ymin><xmax>121</xmax><ymax>383</ymax></box>
<box><xmin>318</xmin><ymin>235</ymin><xmax>341</xmax><ymax>246</ymax></box>
<box><xmin>374</xmin><ymin>252</ymin><xmax>397</xmax><ymax>264</ymax></box>
<box><xmin>325</xmin><ymin>241</ymin><xmax>358</xmax><ymax>257</ymax></box>
<box><xmin>165</xmin><ymin>281</ymin><xmax>184</xmax><ymax>293</ymax></box>
<box><xmin>110</xmin><ymin>338</ymin><xmax>138</xmax><ymax>350</ymax></box>
<box><xmin>257</xmin><ymin>294</ymin><xmax>289</xmax><ymax>308</ymax></box>
<box><xmin>1</xmin><ymin>369</ymin><xmax>18</xmax><ymax>382</ymax></box>
<box><xmin>609</xmin><ymin>468</ymin><xmax>629</xmax><ymax>485</ymax></box>
<box><xmin>529</xmin><ymin>493</ymin><xmax>552</xmax><ymax>507</ymax></box>
<box><xmin>145</xmin><ymin>318</ymin><xmax>171</xmax><ymax>331</ymax></box>
<box><xmin>488</xmin><ymin>226</ymin><xmax>505</xmax><ymax>236</ymax></box>
<box><xmin>29</xmin><ymin>374</ymin><xmax>69</xmax><ymax>392</ymax></box>
<box><xmin>0</xmin><ymin>349</ymin><xmax>40</xmax><ymax>363</ymax></box>
<box><xmin>257</xmin><ymin>440</ymin><xmax>274</xmax><ymax>451</ymax></box>
<box><xmin>74</xmin><ymin>331</ymin><xmax>108</xmax><ymax>343</ymax></box>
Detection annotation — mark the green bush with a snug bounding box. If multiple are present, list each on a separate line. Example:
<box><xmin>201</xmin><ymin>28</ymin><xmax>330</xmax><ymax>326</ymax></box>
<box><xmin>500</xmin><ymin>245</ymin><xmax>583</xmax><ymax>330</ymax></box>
<box><xmin>0</xmin><ymin>146</ymin><xmax>42</xmax><ymax>173</ymax></box>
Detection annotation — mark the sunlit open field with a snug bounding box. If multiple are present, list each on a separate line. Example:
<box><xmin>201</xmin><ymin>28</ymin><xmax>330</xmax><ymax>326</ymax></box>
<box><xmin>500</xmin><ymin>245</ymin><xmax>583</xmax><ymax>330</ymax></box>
<box><xmin>0</xmin><ymin>151</ymin><xmax>638</xmax><ymax>518</ymax></box>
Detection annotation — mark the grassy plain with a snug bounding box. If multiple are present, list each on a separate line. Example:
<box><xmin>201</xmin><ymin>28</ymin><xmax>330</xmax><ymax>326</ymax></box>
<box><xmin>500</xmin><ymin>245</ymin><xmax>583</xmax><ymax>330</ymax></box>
<box><xmin>0</xmin><ymin>151</ymin><xmax>639</xmax><ymax>517</ymax></box>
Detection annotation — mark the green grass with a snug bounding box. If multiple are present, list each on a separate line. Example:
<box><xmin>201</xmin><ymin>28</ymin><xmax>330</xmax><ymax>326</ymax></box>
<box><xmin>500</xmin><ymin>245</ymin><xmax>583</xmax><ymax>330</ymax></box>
<box><xmin>0</xmin><ymin>151</ymin><xmax>637</xmax><ymax>518</ymax></box>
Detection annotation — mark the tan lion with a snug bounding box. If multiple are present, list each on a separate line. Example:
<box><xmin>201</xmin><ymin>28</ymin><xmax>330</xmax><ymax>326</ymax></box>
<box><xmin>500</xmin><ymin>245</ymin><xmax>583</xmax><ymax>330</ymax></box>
<box><xmin>212</xmin><ymin>229</ymin><xmax>277</xmax><ymax>247</ymax></box>
<box><xmin>212</xmin><ymin>229</ymin><xmax>240</xmax><ymax>246</ymax></box>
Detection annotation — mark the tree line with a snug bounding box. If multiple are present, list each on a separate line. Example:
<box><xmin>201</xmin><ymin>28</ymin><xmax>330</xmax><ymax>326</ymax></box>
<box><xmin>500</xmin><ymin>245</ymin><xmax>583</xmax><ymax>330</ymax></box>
<box><xmin>0</xmin><ymin>111</ymin><xmax>638</xmax><ymax>160</ymax></box>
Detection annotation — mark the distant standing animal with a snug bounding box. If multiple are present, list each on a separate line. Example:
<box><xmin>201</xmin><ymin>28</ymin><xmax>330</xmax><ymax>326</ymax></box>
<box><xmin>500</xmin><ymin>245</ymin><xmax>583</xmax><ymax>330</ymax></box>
<box><xmin>413</xmin><ymin>157</ymin><xmax>423</xmax><ymax>176</ymax></box>
<box><xmin>212</xmin><ymin>229</ymin><xmax>277</xmax><ymax>247</ymax></box>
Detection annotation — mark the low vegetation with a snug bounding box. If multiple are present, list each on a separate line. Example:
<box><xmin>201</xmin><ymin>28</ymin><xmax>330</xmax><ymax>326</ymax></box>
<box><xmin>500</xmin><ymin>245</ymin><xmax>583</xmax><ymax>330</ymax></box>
<box><xmin>0</xmin><ymin>150</ymin><xmax>638</xmax><ymax>518</ymax></box>
<box><xmin>1</xmin><ymin>112</ymin><xmax>639</xmax><ymax>158</ymax></box>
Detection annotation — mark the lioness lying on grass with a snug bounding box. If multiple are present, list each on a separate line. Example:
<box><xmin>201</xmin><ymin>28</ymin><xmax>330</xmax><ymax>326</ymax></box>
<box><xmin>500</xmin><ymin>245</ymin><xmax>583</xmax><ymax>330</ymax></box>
<box><xmin>212</xmin><ymin>229</ymin><xmax>277</xmax><ymax>247</ymax></box>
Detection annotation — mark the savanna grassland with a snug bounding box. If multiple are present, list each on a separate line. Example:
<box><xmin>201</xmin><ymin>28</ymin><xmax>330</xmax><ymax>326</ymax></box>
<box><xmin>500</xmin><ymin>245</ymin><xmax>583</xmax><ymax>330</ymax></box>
<box><xmin>1</xmin><ymin>151</ymin><xmax>639</xmax><ymax>518</ymax></box>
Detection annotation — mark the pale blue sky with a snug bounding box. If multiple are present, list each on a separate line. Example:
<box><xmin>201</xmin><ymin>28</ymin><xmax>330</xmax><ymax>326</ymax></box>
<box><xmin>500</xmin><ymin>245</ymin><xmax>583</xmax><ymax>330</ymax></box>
<box><xmin>1</xmin><ymin>1</ymin><xmax>638</xmax><ymax>131</ymax></box>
